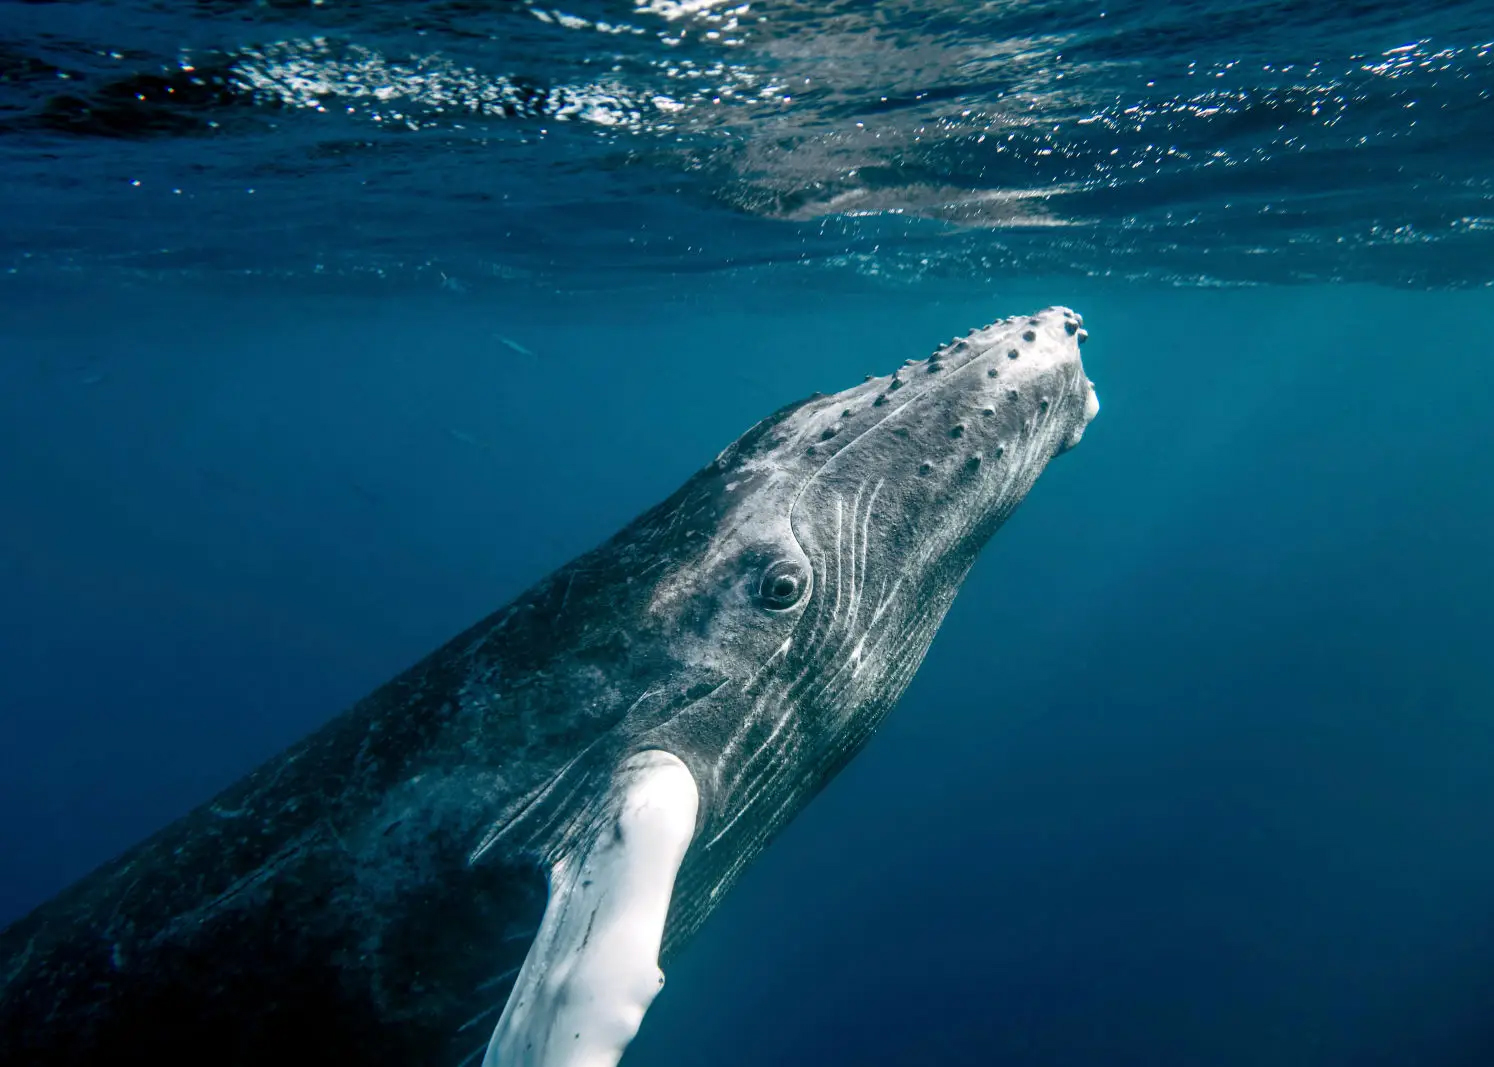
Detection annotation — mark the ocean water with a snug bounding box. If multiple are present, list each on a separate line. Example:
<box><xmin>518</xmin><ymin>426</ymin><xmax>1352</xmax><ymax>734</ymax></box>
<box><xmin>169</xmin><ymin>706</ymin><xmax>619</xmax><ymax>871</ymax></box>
<box><xmin>3</xmin><ymin>2</ymin><xmax>1493</xmax><ymax>1065</ymax></box>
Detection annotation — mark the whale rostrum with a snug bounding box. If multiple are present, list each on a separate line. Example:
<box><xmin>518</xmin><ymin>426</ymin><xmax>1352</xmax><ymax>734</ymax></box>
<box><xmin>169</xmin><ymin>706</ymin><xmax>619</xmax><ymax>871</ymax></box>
<box><xmin>0</xmin><ymin>307</ymin><xmax>1098</xmax><ymax>1067</ymax></box>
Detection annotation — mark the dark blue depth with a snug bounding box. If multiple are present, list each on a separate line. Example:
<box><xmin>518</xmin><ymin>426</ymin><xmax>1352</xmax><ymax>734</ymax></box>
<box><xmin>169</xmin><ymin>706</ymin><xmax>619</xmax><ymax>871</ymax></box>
<box><xmin>2</xmin><ymin>276</ymin><xmax>1492</xmax><ymax>1065</ymax></box>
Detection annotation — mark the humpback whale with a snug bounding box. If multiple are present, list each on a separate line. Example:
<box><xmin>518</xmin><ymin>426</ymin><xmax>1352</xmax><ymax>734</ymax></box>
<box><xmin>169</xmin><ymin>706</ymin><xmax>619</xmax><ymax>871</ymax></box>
<box><xmin>0</xmin><ymin>307</ymin><xmax>1098</xmax><ymax>1067</ymax></box>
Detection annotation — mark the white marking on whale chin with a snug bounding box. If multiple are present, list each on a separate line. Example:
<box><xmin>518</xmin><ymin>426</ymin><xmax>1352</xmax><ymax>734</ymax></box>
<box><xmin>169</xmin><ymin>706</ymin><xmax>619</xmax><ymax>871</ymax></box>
<box><xmin>485</xmin><ymin>750</ymin><xmax>698</xmax><ymax>1067</ymax></box>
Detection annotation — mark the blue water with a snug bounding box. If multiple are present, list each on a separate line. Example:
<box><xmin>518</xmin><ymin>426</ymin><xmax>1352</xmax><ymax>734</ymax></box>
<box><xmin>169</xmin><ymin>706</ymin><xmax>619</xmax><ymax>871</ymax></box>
<box><xmin>4</xmin><ymin>1</ymin><xmax>1494</xmax><ymax>1065</ymax></box>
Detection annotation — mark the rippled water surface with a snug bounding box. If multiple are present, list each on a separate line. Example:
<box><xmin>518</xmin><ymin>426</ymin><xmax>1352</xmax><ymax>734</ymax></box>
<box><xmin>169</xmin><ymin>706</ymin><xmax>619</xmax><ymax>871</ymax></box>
<box><xmin>4</xmin><ymin>0</ymin><xmax>1492</xmax><ymax>287</ymax></box>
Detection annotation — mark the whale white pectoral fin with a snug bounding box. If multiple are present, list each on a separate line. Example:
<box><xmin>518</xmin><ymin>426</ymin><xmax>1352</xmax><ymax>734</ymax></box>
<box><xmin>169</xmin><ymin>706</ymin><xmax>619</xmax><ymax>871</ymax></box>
<box><xmin>485</xmin><ymin>750</ymin><xmax>699</xmax><ymax>1067</ymax></box>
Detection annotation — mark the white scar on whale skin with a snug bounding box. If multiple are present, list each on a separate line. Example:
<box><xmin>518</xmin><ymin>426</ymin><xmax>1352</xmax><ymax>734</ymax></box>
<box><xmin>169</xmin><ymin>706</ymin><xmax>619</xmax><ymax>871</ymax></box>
<box><xmin>484</xmin><ymin>751</ymin><xmax>698</xmax><ymax>1067</ymax></box>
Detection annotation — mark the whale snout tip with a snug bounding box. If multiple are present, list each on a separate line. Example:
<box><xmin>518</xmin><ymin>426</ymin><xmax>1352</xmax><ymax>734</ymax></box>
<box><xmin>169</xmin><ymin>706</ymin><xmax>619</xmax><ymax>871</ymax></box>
<box><xmin>1057</xmin><ymin>378</ymin><xmax>1099</xmax><ymax>454</ymax></box>
<box><xmin>1055</xmin><ymin>386</ymin><xmax>1098</xmax><ymax>455</ymax></box>
<box><xmin>1041</xmin><ymin>305</ymin><xmax>1097</xmax><ymax>420</ymax></box>
<box><xmin>1051</xmin><ymin>305</ymin><xmax>1098</xmax><ymax>454</ymax></box>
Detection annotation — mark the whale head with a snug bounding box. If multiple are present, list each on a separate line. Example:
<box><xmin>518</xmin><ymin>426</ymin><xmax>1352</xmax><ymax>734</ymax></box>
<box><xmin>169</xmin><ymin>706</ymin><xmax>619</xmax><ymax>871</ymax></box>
<box><xmin>615</xmin><ymin>305</ymin><xmax>1098</xmax><ymax>940</ymax></box>
<box><xmin>468</xmin><ymin>307</ymin><xmax>1097</xmax><ymax>1067</ymax></box>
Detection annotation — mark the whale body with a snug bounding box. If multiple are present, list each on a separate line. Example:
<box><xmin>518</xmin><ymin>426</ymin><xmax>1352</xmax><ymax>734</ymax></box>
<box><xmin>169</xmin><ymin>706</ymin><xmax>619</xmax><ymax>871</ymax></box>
<box><xmin>0</xmin><ymin>307</ymin><xmax>1098</xmax><ymax>1067</ymax></box>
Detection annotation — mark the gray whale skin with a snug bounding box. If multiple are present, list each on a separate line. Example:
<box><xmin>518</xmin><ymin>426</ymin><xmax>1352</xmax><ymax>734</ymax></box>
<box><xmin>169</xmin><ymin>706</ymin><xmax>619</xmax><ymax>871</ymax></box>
<box><xmin>0</xmin><ymin>306</ymin><xmax>1098</xmax><ymax>1067</ymax></box>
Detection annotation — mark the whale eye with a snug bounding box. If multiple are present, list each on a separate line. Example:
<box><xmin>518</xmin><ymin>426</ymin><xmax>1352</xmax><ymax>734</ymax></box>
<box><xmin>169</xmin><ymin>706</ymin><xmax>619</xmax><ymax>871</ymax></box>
<box><xmin>758</xmin><ymin>560</ymin><xmax>808</xmax><ymax>610</ymax></box>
